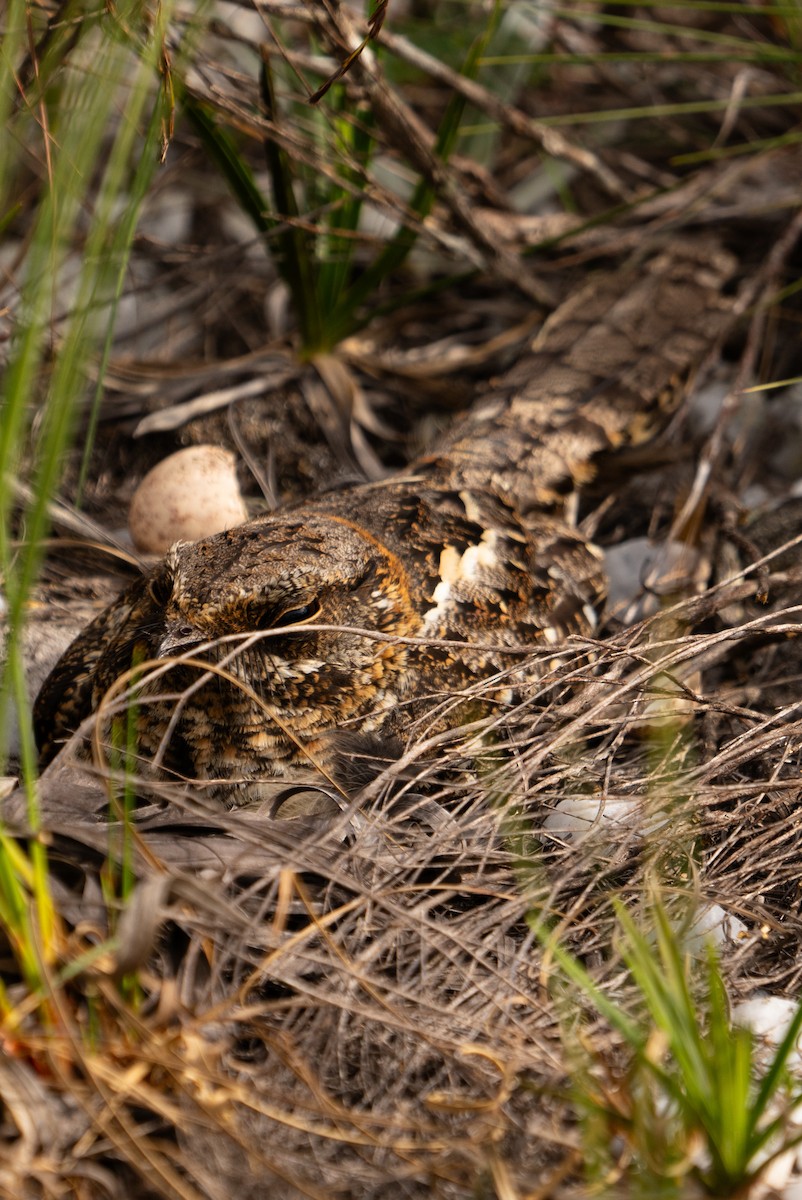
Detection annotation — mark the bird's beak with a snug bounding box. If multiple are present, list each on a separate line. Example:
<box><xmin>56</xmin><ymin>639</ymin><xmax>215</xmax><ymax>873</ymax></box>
<box><xmin>157</xmin><ymin>626</ymin><xmax>205</xmax><ymax>658</ymax></box>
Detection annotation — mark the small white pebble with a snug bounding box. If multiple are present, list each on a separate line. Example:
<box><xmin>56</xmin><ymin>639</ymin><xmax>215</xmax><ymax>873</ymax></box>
<box><xmin>541</xmin><ymin>792</ymin><xmax>673</xmax><ymax>848</ymax></box>
<box><xmin>604</xmin><ymin>537</ymin><xmax>702</xmax><ymax>622</ymax></box>
<box><xmin>129</xmin><ymin>445</ymin><xmax>248</xmax><ymax>554</ymax></box>
<box><xmin>683</xmin><ymin>904</ymin><xmax>748</xmax><ymax>954</ymax></box>
<box><xmin>780</xmin><ymin>1176</ymin><xmax>802</xmax><ymax>1200</ymax></box>
<box><xmin>732</xmin><ymin>995</ymin><xmax>802</xmax><ymax>1197</ymax></box>
<box><xmin>542</xmin><ymin>796</ymin><xmax>639</xmax><ymax>844</ymax></box>
<box><xmin>732</xmin><ymin>995</ymin><xmax>802</xmax><ymax>1068</ymax></box>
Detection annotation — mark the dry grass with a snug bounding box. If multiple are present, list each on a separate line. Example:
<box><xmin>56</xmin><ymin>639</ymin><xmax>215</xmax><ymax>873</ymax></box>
<box><xmin>3</xmin><ymin>0</ymin><xmax>802</xmax><ymax>1196</ymax></box>
<box><xmin>7</xmin><ymin>581</ymin><xmax>802</xmax><ymax>1195</ymax></box>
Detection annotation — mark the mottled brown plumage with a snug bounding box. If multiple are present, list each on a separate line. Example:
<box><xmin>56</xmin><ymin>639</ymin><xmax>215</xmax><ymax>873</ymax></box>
<box><xmin>33</xmin><ymin>239</ymin><xmax>738</xmax><ymax>804</ymax></box>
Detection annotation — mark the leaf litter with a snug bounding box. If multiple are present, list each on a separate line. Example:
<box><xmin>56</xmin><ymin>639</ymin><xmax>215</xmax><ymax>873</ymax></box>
<box><xmin>4</xmin><ymin>2</ymin><xmax>802</xmax><ymax>1196</ymax></box>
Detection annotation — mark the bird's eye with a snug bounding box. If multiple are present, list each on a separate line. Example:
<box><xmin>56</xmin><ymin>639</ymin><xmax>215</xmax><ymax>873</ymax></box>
<box><xmin>255</xmin><ymin>599</ymin><xmax>320</xmax><ymax>631</ymax></box>
<box><xmin>147</xmin><ymin>569</ymin><xmax>173</xmax><ymax>606</ymax></box>
<box><xmin>274</xmin><ymin>600</ymin><xmax>320</xmax><ymax>628</ymax></box>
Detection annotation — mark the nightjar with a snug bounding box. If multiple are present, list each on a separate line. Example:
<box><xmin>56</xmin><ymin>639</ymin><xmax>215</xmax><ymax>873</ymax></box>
<box><xmin>33</xmin><ymin>240</ymin><xmax>738</xmax><ymax>805</ymax></box>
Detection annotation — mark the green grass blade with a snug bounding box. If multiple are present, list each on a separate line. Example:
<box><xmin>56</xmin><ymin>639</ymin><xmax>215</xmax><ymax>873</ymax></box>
<box><xmin>0</xmin><ymin>0</ymin><xmax>180</xmax><ymax>993</ymax></box>
<box><xmin>528</xmin><ymin>909</ymin><xmax>645</xmax><ymax>1048</ymax></box>
<box><xmin>260</xmin><ymin>56</ymin><xmax>322</xmax><ymax>351</ymax></box>
<box><xmin>316</xmin><ymin>100</ymin><xmax>376</xmax><ymax>318</ymax></box>
<box><xmin>749</xmin><ymin>998</ymin><xmax>802</xmax><ymax>1133</ymax></box>
<box><xmin>324</xmin><ymin>2</ymin><xmax>502</xmax><ymax>345</ymax></box>
<box><xmin>183</xmin><ymin>93</ymin><xmax>273</xmax><ymax>238</ymax></box>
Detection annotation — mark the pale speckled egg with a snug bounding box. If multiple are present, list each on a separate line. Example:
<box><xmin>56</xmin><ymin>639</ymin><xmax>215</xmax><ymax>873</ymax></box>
<box><xmin>129</xmin><ymin>445</ymin><xmax>248</xmax><ymax>554</ymax></box>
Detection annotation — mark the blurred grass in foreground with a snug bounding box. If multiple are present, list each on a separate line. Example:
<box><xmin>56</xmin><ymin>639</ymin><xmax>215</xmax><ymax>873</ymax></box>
<box><xmin>0</xmin><ymin>0</ymin><xmax>178</xmax><ymax>1016</ymax></box>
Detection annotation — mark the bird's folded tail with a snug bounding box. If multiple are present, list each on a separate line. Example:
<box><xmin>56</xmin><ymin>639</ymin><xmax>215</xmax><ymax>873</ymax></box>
<box><xmin>426</xmin><ymin>237</ymin><xmax>738</xmax><ymax>519</ymax></box>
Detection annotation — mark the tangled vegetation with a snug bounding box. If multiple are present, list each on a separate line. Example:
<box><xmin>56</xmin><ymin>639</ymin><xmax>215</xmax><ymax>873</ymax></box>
<box><xmin>3</xmin><ymin>1</ymin><xmax>802</xmax><ymax>1196</ymax></box>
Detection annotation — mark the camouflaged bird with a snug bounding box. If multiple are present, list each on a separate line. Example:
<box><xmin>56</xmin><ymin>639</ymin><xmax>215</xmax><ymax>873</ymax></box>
<box><xmin>33</xmin><ymin>240</ymin><xmax>738</xmax><ymax>804</ymax></box>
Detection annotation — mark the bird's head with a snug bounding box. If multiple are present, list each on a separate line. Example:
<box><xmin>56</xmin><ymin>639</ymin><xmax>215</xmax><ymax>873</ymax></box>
<box><xmin>147</xmin><ymin>512</ymin><xmax>421</xmax><ymax>725</ymax></box>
